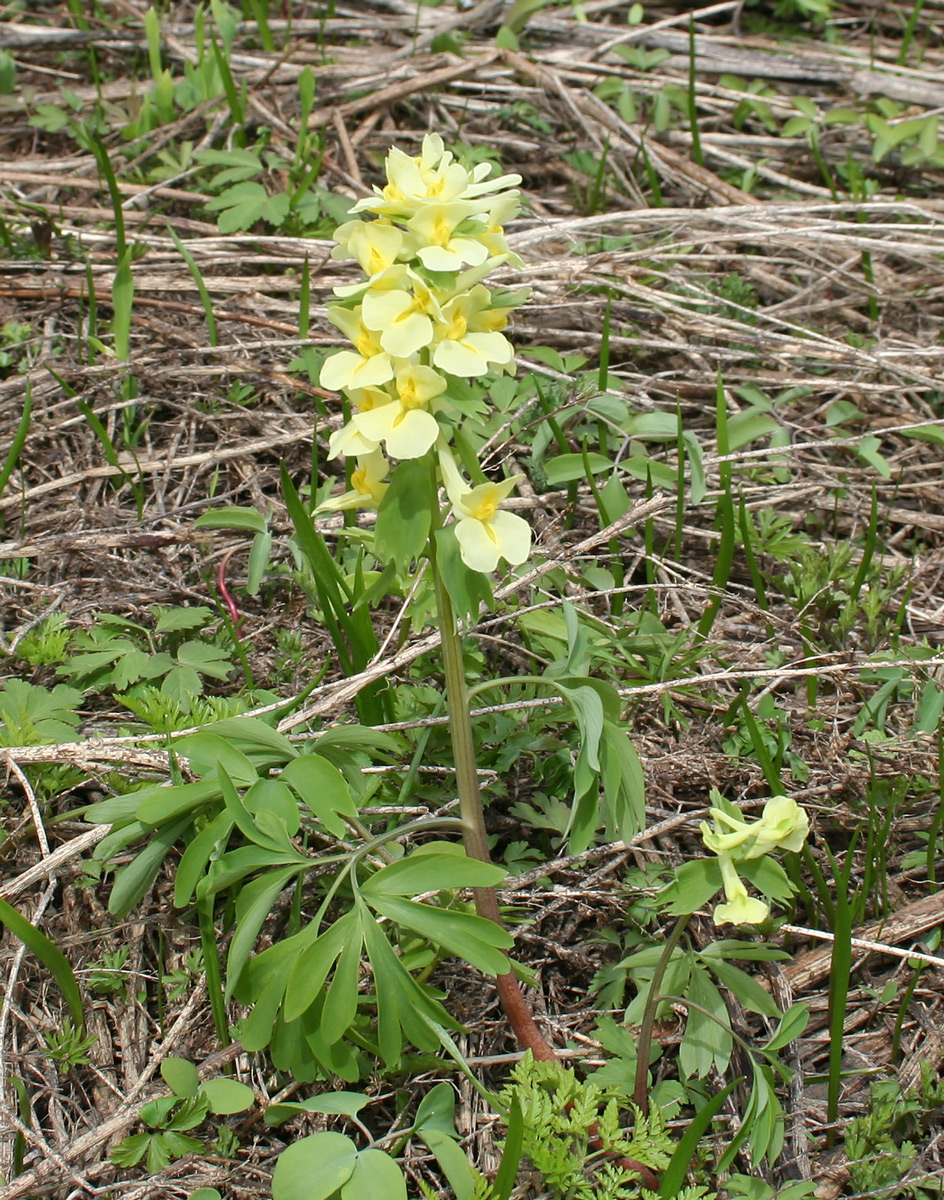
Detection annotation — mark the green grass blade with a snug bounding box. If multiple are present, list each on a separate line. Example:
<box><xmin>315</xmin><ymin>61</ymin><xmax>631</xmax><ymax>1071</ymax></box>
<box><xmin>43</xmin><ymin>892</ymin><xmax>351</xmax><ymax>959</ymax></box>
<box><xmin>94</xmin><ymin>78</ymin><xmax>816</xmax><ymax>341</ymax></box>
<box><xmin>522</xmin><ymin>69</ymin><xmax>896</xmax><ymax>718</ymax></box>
<box><xmin>112</xmin><ymin>247</ymin><xmax>134</xmax><ymax>362</ymax></box>
<box><xmin>168</xmin><ymin>226</ymin><xmax>218</xmax><ymax>346</ymax></box>
<box><xmin>87</xmin><ymin>135</ymin><xmax>126</xmax><ymax>259</ymax></box>
<box><xmin>826</xmin><ymin>864</ymin><xmax>853</xmax><ymax>1144</ymax></box>
<box><xmin>0</xmin><ymin>896</ymin><xmax>85</xmax><ymax>1032</ymax></box>
<box><xmin>659</xmin><ymin>1076</ymin><xmax>741</xmax><ymax>1197</ymax></box>
<box><xmin>0</xmin><ymin>382</ymin><xmax>31</xmax><ymax>504</ymax></box>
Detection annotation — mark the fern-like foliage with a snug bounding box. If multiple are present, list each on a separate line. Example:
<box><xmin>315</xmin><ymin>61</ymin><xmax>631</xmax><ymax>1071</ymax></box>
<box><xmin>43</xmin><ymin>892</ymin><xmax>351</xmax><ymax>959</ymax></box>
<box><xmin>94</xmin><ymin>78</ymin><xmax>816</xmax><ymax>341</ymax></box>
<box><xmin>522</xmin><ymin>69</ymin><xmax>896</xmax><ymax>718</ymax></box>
<box><xmin>496</xmin><ymin>1052</ymin><xmax>681</xmax><ymax>1200</ymax></box>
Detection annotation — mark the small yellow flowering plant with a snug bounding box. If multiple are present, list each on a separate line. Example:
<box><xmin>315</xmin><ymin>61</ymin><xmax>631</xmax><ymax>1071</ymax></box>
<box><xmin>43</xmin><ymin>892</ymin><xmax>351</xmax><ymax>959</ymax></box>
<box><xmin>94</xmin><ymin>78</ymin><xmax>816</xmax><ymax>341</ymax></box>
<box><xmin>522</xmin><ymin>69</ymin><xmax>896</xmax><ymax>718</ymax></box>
<box><xmin>317</xmin><ymin>133</ymin><xmax>531</xmax><ymax>578</ymax></box>
<box><xmin>660</xmin><ymin>790</ymin><xmax>810</xmax><ymax>927</ymax></box>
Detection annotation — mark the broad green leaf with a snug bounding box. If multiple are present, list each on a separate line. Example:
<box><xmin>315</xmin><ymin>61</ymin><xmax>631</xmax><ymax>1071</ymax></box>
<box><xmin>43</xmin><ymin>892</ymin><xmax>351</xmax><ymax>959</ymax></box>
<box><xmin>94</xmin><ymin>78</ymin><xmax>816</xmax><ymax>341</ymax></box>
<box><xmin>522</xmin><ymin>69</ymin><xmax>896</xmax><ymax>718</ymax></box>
<box><xmin>284</xmin><ymin>911</ymin><xmax>358</xmax><ymax>1023</ymax></box>
<box><xmin>624</xmin><ymin>411</ymin><xmax>678</xmax><ymax>439</ymax></box>
<box><xmin>160</xmin><ymin>1056</ymin><xmax>199</xmax><ymax>1098</ymax></box>
<box><xmin>544</xmin><ymin>452</ymin><xmax>612</xmax><ymax>484</ymax></box>
<box><xmin>202</xmin><ymin>1076</ymin><xmax>255</xmax><ymax>1114</ymax></box>
<box><xmin>109</xmin><ymin>814</ymin><xmax>193</xmax><ymax>918</ymax></box>
<box><xmin>661</xmin><ymin>858</ymin><xmax>723</xmax><ymax>917</ymax></box>
<box><xmin>622</xmin><ymin>456</ymin><xmax>678</xmax><ymax>488</ymax></box>
<box><xmin>244</xmin><ymin>778</ymin><xmax>300</xmax><ymax>837</ymax></box>
<box><xmin>271</xmin><ymin>1131</ymin><xmax>359</xmax><ymax>1200</ymax></box>
<box><xmin>217</xmin><ymin>765</ymin><xmax>289</xmax><ymax>852</ymax></box>
<box><xmin>321</xmin><ymin>915</ymin><xmax>364</xmax><ymax>1044</ymax></box>
<box><xmin>247</xmin><ymin>529</ymin><xmax>272</xmax><ymax>595</ymax></box>
<box><xmin>225</xmin><ymin>866</ymin><xmax>304</xmax><ymax>1000</ymax></box>
<box><xmin>194</xmin><ymin>506</ymin><xmax>267</xmax><ymax>533</ymax></box>
<box><xmin>200</xmin><ymin>716</ymin><xmax>297</xmax><ymax>761</ymax></box>
<box><xmin>904</xmin><ymin>423</ymin><xmax>944</xmax><ymax>445</ymax></box>
<box><xmin>367</xmin><ymin>895</ymin><xmax>512</xmax><ymax>976</ymax></box>
<box><xmin>361</xmin><ymin>852</ymin><xmax>505</xmax><ymax>899</ymax></box>
<box><xmin>420</xmin><ymin>1129</ymin><xmax>478</xmax><ymax>1200</ymax></box>
<box><xmin>855</xmin><ymin>435</ymin><xmax>891</xmax><ymax>479</ymax></box>
<box><xmin>0</xmin><ymin>896</ymin><xmax>85</xmax><ymax>1031</ymax></box>
<box><xmin>154</xmin><ymin>606</ymin><xmax>213</xmax><ymax>633</ymax></box>
<box><xmin>281</xmin><ymin>753</ymin><xmax>357</xmax><ymax>838</ymax></box>
<box><xmin>704</xmin><ymin>957</ymin><xmax>781</xmax><ymax>1018</ymax></box>
<box><xmin>135</xmin><ymin>779</ymin><xmax>223</xmax><ymax>826</ymax></box>
<box><xmin>375</xmin><ymin>458</ymin><xmax>435</xmax><ymax>573</ymax></box>
<box><xmin>679</xmin><ymin>965</ymin><xmax>730</xmax><ymax>1078</ymax></box>
<box><xmin>340</xmin><ymin>1148</ymin><xmax>406</xmax><ymax>1200</ymax></box>
<box><xmin>740</xmin><ymin>854</ymin><xmax>795</xmax><ymax>903</ymax></box>
<box><xmin>176</xmin><ymin>733</ymin><xmax>258</xmax><ymax>786</ymax></box>
<box><xmin>727</xmin><ymin>411</ymin><xmax>779</xmax><ymax>451</ymax></box>
<box><xmin>414</xmin><ymin>1080</ymin><xmax>459</xmax><ymax>1136</ymax></box>
<box><xmin>265</xmin><ymin>1090</ymin><xmax>371</xmax><ymax>1127</ymax></box>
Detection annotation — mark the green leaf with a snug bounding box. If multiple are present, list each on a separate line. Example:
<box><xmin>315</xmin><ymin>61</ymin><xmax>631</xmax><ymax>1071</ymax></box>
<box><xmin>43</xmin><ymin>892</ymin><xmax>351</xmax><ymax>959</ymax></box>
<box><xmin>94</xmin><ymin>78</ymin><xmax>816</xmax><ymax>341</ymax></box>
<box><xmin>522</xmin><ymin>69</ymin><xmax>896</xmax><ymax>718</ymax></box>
<box><xmin>321</xmin><ymin>914</ymin><xmax>364</xmax><ymax>1043</ymax></box>
<box><xmin>367</xmin><ymin>895</ymin><xmax>512</xmax><ymax>976</ymax></box>
<box><xmin>271</xmin><ymin>1132</ymin><xmax>359</xmax><ymax>1200</ymax></box>
<box><xmin>704</xmin><ymin>957</ymin><xmax>781</xmax><ymax>1018</ymax></box>
<box><xmin>764</xmin><ymin>1002</ymin><xmax>809</xmax><ymax>1053</ymax></box>
<box><xmin>109</xmin><ymin>1132</ymin><xmax>151</xmax><ymax>1167</ymax></box>
<box><xmin>855</xmin><ymin>435</ymin><xmax>891</xmax><ymax>479</ymax></box>
<box><xmin>161</xmin><ymin>1056</ymin><xmax>200</xmax><ymax>1098</ymax></box>
<box><xmin>281</xmin><ymin>753</ymin><xmax>357</xmax><ymax>838</ymax></box>
<box><xmin>374</xmin><ymin>459</ymin><xmax>434</xmax><ymax>573</ymax></box>
<box><xmin>174</xmin><ymin>812</ymin><xmax>234</xmax><ymax>907</ymax></box>
<box><xmin>727</xmin><ymin>411</ymin><xmax>780</xmax><ymax>451</ymax></box>
<box><xmin>205</xmin><ymin>182</ymin><xmax>291</xmax><ymax>233</ymax></box>
<box><xmin>204</xmin><ymin>716</ymin><xmax>297</xmax><ymax>761</ymax></box>
<box><xmin>284</xmin><ymin>910</ymin><xmax>362</xmax><ymax>1023</ymax></box>
<box><xmin>0</xmin><ymin>896</ymin><xmax>85</xmax><ymax>1031</ymax></box>
<box><xmin>265</xmin><ymin>1091</ymin><xmax>371</xmax><ymax>1127</ymax></box>
<box><xmin>176</xmin><ymin>733</ymin><xmax>258</xmax><ymax>786</ymax></box>
<box><xmin>661</xmin><ymin>858</ymin><xmax>723</xmax><ymax>917</ymax></box>
<box><xmin>903</xmin><ymin>423</ymin><xmax>944</xmax><ymax>445</ymax></box>
<box><xmin>194</xmin><ymin>506</ymin><xmax>268</xmax><ymax>533</ymax></box>
<box><xmin>492</xmin><ymin>1095</ymin><xmax>524</xmax><ymax>1200</ymax></box>
<box><xmin>154</xmin><ymin>606</ymin><xmax>214</xmax><ymax>633</ymax></box>
<box><xmin>658</xmin><ymin>1078</ymin><xmax>741</xmax><ymax>1197</ymax></box>
<box><xmin>202</xmin><ymin>1076</ymin><xmax>255</xmax><ymax>1114</ymax></box>
<box><xmin>175</xmin><ymin>641</ymin><xmax>234</xmax><ymax>681</ymax></box>
<box><xmin>420</xmin><ymin>1129</ymin><xmax>478</xmax><ymax>1200</ymax></box>
<box><xmin>109</xmin><ymin>814</ymin><xmax>193</xmax><ymax>918</ymax></box>
<box><xmin>544</xmin><ymin>452</ymin><xmax>612</xmax><ymax>484</ymax></box>
<box><xmin>679</xmin><ymin>965</ymin><xmax>730</xmax><ymax>1078</ymax></box>
<box><xmin>340</xmin><ymin>1148</ymin><xmax>407</xmax><ymax>1200</ymax></box>
<box><xmin>361</xmin><ymin>852</ymin><xmax>505</xmax><ymax>899</ymax></box>
<box><xmin>225</xmin><ymin>866</ymin><xmax>304</xmax><ymax>1000</ymax></box>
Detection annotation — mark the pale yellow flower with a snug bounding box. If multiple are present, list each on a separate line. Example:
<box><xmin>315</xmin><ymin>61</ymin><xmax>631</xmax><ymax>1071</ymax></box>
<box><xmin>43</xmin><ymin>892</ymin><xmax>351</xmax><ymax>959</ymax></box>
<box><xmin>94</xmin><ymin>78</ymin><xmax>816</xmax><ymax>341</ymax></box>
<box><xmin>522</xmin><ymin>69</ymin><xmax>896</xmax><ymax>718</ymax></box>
<box><xmin>712</xmin><ymin>853</ymin><xmax>769</xmax><ymax>926</ymax></box>
<box><xmin>318</xmin><ymin>450</ymin><xmax>389</xmax><ymax>512</ymax></box>
<box><xmin>439</xmin><ymin>446</ymin><xmax>531</xmax><ymax>573</ymax></box>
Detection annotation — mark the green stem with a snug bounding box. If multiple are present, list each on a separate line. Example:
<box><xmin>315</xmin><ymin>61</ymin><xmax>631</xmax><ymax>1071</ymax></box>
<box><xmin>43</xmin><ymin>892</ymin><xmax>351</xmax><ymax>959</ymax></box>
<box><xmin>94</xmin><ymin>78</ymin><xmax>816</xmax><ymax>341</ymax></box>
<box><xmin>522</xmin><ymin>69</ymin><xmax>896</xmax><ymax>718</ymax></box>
<box><xmin>430</xmin><ymin>541</ymin><xmax>557</xmax><ymax>1061</ymax></box>
<box><xmin>633</xmin><ymin>912</ymin><xmax>692</xmax><ymax>1109</ymax></box>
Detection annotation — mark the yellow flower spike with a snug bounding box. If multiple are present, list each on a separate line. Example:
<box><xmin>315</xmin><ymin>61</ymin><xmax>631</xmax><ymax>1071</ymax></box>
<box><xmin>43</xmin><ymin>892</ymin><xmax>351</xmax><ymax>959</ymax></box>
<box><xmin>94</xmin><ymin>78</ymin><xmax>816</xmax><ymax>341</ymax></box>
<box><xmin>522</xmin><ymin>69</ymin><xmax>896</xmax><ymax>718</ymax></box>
<box><xmin>432</xmin><ymin>286</ymin><xmax>515</xmax><ymax>377</ymax></box>
<box><xmin>318</xmin><ymin>449</ymin><xmax>389</xmax><ymax>512</ymax></box>
<box><xmin>351</xmin><ymin>364</ymin><xmax>445</xmax><ymax>460</ymax></box>
<box><xmin>713</xmin><ymin>853</ymin><xmax>770</xmax><ymax>926</ymax></box>
<box><xmin>439</xmin><ymin>446</ymin><xmax>532</xmax><ymax>574</ymax></box>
